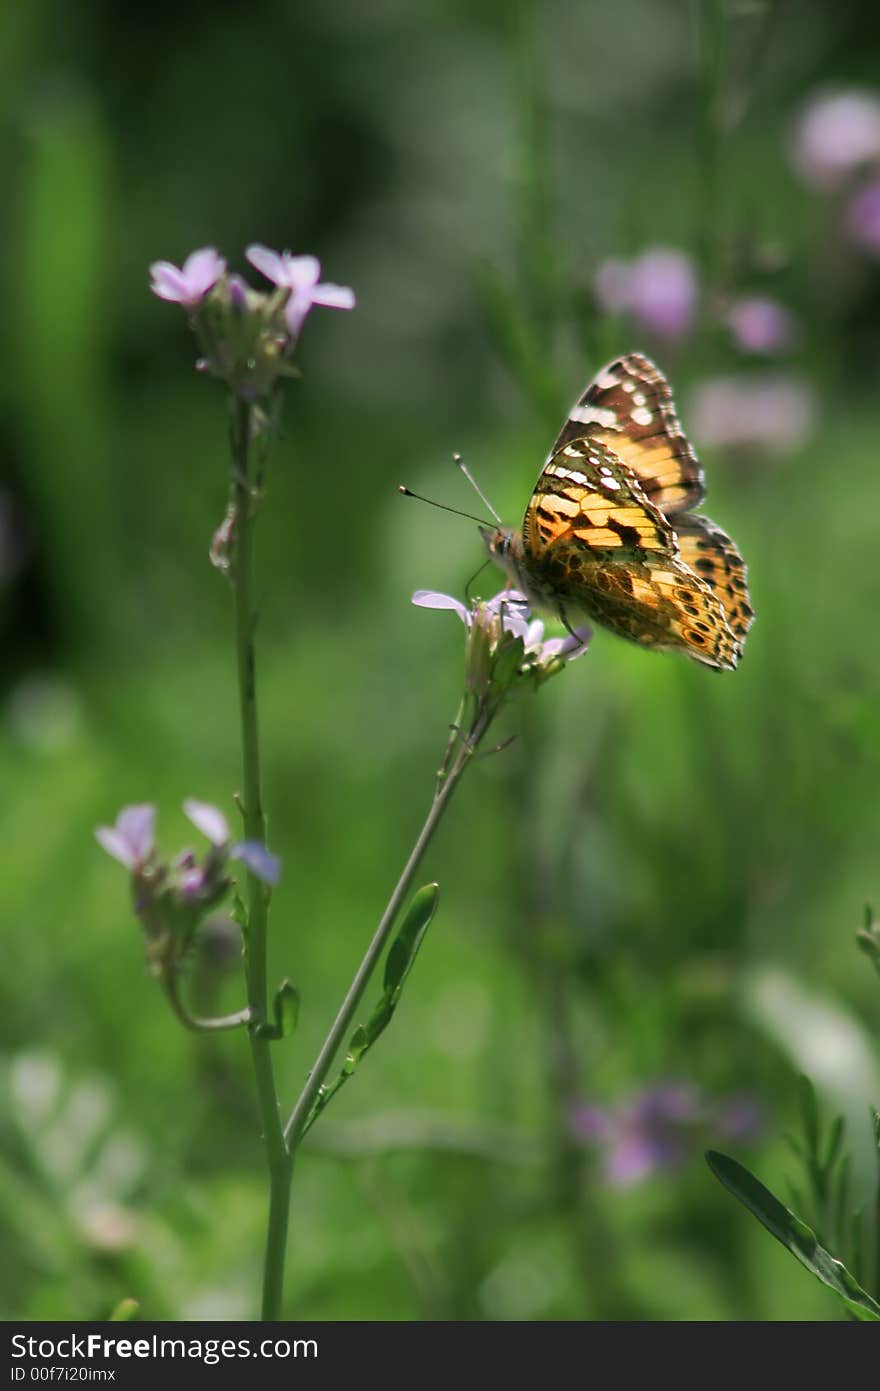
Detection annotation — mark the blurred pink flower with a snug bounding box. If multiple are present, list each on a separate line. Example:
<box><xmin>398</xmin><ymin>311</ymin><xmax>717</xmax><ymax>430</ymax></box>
<box><xmin>595</xmin><ymin>247</ymin><xmax>698</xmax><ymax>341</ymax></box>
<box><xmin>231</xmin><ymin>842</ymin><xmax>282</xmax><ymax>886</ymax></box>
<box><xmin>245</xmin><ymin>243</ymin><xmax>355</xmax><ymax>337</ymax></box>
<box><xmin>727</xmin><ymin>296</ymin><xmax>797</xmax><ymax>355</ymax></box>
<box><xmin>847</xmin><ymin>180</ymin><xmax>880</xmax><ymax>254</ymax></box>
<box><xmin>149</xmin><ymin>247</ymin><xmax>226</xmax><ymax>305</ymax></box>
<box><xmin>183</xmin><ymin>797</ymin><xmax>281</xmax><ymax>885</ymax></box>
<box><xmin>569</xmin><ymin>1082</ymin><xmax>761</xmax><ymax>1187</ymax></box>
<box><xmin>95</xmin><ymin>805</ymin><xmax>156</xmax><ymax>870</ymax></box>
<box><xmin>97</xmin><ymin>801</ymin><xmax>280</xmax><ymax>889</ymax></box>
<box><xmin>690</xmin><ymin>373</ymin><xmax>816</xmax><ymax>454</ymax></box>
<box><xmin>183</xmin><ymin>798</ymin><xmax>230</xmax><ymax>847</ymax></box>
<box><xmin>793</xmin><ymin>90</ymin><xmax>880</xmax><ymax>191</ymax></box>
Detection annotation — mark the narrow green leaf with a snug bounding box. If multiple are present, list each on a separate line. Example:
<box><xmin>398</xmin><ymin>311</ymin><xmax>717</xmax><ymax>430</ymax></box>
<box><xmin>833</xmin><ymin>1153</ymin><xmax>850</xmax><ymax>1253</ymax></box>
<box><xmin>856</xmin><ymin>930</ymin><xmax>880</xmax><ymax>978</ymax></box>
<box><xmin>363</xmin><ymin>998</ymin><xmax>394</xmax><ymax>1047</ymax></box>
<box><xmin>850</xmin><ymin>1209</ymin><xmax>865</xmax><ymax>1287</ymax></box>
<box><xmin>273</xmin><ymin>979</ymin><xmax>300</xmax><ymax>1038</ymax></box>
<box><xmin>310</xmin><ymin>1076</ymin><xmax>344</xmax><ymax>1119</ymax></box>
<box><xmin>252</xmin><ymin>978</ymin><xmax>299</xmax><ymax>1039</ymax></box>
<box><xmin>302</xmin><ymin>885</ymin><xmax>441</xmax><ymax>1138</ymax></box>
<box><xmin>823</xmin><ymin>1113</ymin><xmax>845</xmax><ymax>1175</ymax></box>
<box><xmin>343</xmin><ymin>1025</ymin><xmax>370</xmax><ymax>1074</ymax></box>
<box><xmin>383</xmin><ymin>883</ymin><xmax>439</xmax><ymax>996</ymax></box>
<box><xmin>797</xmin><ymin>1074</ymin><xmax>820</xmax><ymax>1162</ymax></box>
<box><xmin>706</xmin><ymin>1150</ymin><xmax>880</xmax><ymax>1321</ymax></box>
<box><xmin>856</xmin><ymin>906</ymin><xmax>880</xmax><ymax>978</ymax></box>
<box><xmin>787</xmin><ymin>1181</ymin><xmax>809</xmax><ymax>1219</ymax></box>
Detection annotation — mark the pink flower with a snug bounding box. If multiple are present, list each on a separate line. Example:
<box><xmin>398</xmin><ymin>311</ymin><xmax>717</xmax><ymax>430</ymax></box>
<box><xmin>245</xmin><ymin>244</ymin><xmax>355</xmax><ymax>337</ymax></box>
<box><xmin>727</xmin><ymin>296</ymin><xmax>797</xmax><ymax>355</ymax></box>
<box><xmin>413</xmin><ymin>588</ymin><xmax>590</xmax><ymax>663</ymax></box>
<box><xmin>412</xmin><ymin>589</ymin><xmax>472</xmax><ymax>625</ymax></box>
<box><xmin>794</xmin><ymin>90</ymin><xmax>880</xmax><ymax>191</ymax></box>
<box><xmin>97</xmin><ymin>800</ymin><xmax>280</xmax><ymax>889</ymax></box>
<box><xmin>95</xmin><ymin>805</ymin><xmax>156</xmax><ymax>869</ymax></box>
<box><xmin>183</xmin><ymin>798</ymin><xmax>281</xmax><ymax>885</ymax></box>
<box><xmin>595</xmin><ymin>247</ymin><xmax>698</xmax><ymax>341</ymax></box>
<box><xmin>149</xmin><ymin>247</ymin><xmax>226</xmax><ymax>305</ymax></box>
<box><xmin>569</xmin><ymin>1082</ymin><xmax>761</xmax><ymax>1187</ymax></box>
<box><xmin>847</xmin><ymin>180</ymin><xmax>880</xmax><ymax>254</ymax></box>
<box><xmin>690</xmin><ymin>373</ymin><xmax>816</xmax><ymax>454</ymax></box>
<box><xmin>593</xmin><ymin>259</ymin><xmax>634</xmax><ymax>314</ymax></box>
<box><xmin>230</xmin><ymin>842</ymin><xmax>281</xmax><ymax>886</ymax></box>
<box><xmin>183</xmin><ymin>798</ymin><xmax>230</xmax><ymax>847</ymax></box>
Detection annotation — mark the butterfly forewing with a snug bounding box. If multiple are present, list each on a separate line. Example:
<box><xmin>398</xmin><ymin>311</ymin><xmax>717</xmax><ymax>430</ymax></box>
<box><xmin>550</xmin><ymin>352</ymin><xmax>705</xmax><ymax>515</ymax></box>
<box><xmin>521</xmin><ymin>440</ymin><xmax>739</xmax><ymax>670</ymax></box>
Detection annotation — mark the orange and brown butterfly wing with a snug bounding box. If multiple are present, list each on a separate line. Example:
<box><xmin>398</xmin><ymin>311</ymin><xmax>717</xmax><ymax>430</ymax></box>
<box><xmin>521</xmin><ymin>439</ymin><xmax>739</xmax><ymax>670</ymax></box>
<box><xmin>672</xmin><ymin>514</ymin><xmax>754</xmax><ymax>662</ymax></box>
<box><xmin>549</xmin><ymin>353</ymin><xmax>705</xmax><ymax>516</ymax></box>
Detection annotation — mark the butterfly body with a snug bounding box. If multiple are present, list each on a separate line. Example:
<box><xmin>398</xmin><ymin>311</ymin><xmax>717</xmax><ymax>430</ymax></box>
<box><xmin>483</xmin><ymin>354</ymin><xmax>754</xmax><ymax>671</ymax></box>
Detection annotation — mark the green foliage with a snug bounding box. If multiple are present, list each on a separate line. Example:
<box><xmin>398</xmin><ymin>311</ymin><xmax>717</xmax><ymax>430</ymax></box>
<box><xmin>708</xmin><ymin>1065</ymin><xmax>880</xmax><ymax>1320</ymax></box>
<box><xmin>706</xmin><ymin>1151</ymin><xmax>880</xmax><ymax>1321</ymax></box>
<box><xmin>252</xmin><ymin>979</ymin><xmax>300</xmax><ymax>1041</ymax></box>
<box><xmin>383</xmin><ymin>884</ymin><xmax>439</xmax><ymax>997</ymax></box>
<box><xmin>857</xmin><ymin>907</ymin><xmax>880</xmax><ymax>980</ymax></box>
<box><xmin>303</xmin><ymin>884</ymin><xmax>440</xmax><ymax>1136</ymax></box>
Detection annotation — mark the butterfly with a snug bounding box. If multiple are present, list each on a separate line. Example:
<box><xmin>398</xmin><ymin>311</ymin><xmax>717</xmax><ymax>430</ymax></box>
<box><xmin>482</xmin><ymin>353</ymin><xmax>754</xmax><ymax>670</ymax></box>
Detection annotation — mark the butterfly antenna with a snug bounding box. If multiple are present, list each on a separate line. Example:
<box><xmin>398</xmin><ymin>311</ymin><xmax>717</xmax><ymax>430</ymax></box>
<box><xmin>453</xmin><ymin>452</ymin><xmax>502</xmax><ymax>525</ymax></box>
<box><xmin>398</xmin><ymin>485</ymin><xmax>493</xmax><ymax>529</ymax></box>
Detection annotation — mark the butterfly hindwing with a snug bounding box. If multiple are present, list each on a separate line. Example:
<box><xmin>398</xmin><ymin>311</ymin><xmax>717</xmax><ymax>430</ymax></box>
<box><xmin>521</xmin><ymin>439</ymin><xmax>739</xmax><ymax>670</ymax></box>
<box><xmin>673</xmin><ymin>514</ymin><xmax>754</xmax><ymax>661</ymax></box>
<box><xmin>549</xmin><ymin>352</ymin><xmax>705</xmax><ymax>515</ymax></box>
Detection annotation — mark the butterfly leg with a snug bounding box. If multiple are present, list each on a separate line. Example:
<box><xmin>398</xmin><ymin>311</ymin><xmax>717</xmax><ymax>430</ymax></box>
<box><xmin>558</xmin><ymin>604</ymin><xmax>589</xmax><ymax>651</ymax></box>
<box><xmin>464</xmin><ymin>557</ymin><xmax>493</xmax><ymax>605</ymax></box>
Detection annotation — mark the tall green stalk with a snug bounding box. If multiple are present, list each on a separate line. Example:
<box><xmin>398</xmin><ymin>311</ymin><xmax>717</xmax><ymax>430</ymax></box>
<box><xmin>230</xmin><ymin>398</ymin><xmax>293</xmax><ymax>1321</ymax></box>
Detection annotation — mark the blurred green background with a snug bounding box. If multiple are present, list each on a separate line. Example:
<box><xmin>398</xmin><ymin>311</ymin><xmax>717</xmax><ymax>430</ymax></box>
<box><xmin>2</xmin><ymin>0</ymin><xmax>880</xmax><ymax>1321</ymax></box>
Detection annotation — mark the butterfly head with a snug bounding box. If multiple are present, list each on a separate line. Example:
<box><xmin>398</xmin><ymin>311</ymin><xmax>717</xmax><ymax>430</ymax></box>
<box><xmin>480</xmin><ymin>523</ymin><xmax>516</xmax><ymax>569</ymax></box>
<box><xmin>480</xmin><ymin>523</ymin><xmax>533</xmax><ymax>593</ymax></box>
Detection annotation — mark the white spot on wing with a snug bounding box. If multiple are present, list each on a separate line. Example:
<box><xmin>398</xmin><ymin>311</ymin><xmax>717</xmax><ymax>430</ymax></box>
<box><xmin>632</xmin><ymin>407</ymin><xmax>653</xmax><ymax>426</ymax></box>
<box><xmin>569</xmin><ymin>403</ymin><xmax>618</xmax><ymax>429</ymax></box>
<box><xmin>593</xmin><ymin>368</ymin><xmax>620</xmax><ymax>389</ymax></box>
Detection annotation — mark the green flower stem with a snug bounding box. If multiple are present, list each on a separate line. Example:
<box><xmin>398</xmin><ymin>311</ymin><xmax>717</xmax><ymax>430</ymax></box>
<box><xmin>230</xmin><ymin>397</ymin><xmax>292</xmax><ymax>1321</ymax></box>
<box><xmin>283</xmin><ymin>712</ymin><xmax>490</xmax><ymax>1151</ymax></box>
<box><xmin>162</xmin><ymin>972</ymin><xmax>252</xmax><ymax>1033</ymax></box>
